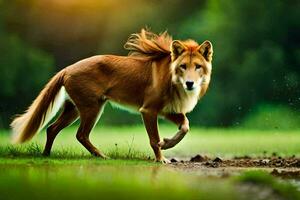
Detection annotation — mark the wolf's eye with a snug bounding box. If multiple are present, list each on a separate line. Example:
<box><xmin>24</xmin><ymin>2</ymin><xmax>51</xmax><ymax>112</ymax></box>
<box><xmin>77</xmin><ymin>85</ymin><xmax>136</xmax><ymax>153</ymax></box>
<box><xmin>195</xmin><ymin>64</ymin><xmax>202</xmax><ymax>70</ymax></box>
<box><xmin>179</xmin><ymin>64</ymin><xmax>187</xmax><ymax>70</ymax></box>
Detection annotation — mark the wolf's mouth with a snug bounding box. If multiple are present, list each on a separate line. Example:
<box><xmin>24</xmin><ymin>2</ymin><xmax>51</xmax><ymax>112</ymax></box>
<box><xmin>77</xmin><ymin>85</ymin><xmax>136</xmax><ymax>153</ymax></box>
<box><xmin>186</xmin><ymin>87</ymin><xmax>194</xmax><ymax>91</ymax></box>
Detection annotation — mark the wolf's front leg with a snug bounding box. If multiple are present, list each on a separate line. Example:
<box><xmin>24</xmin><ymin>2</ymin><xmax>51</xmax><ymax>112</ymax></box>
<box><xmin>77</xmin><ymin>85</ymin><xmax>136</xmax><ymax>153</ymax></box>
<box><xmin>141</xmin><ymin>111</ymin><xmax>170</xmax><ymax>163</ymax></box>
<box><xmin>159</xmin><ymin>113</ymin><xmax>189</xmax><ymax>150</ymax></box>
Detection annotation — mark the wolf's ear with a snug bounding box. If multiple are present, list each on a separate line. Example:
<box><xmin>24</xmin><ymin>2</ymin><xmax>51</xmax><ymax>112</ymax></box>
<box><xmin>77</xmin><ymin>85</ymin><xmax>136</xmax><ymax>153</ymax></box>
<box><xmin>198</xmin><ymin>40</ymin><xmax>213</xmax><ymax>62</ymax></box>
<box><xmin>171</xmin><ymin>40</ymin><xmax>186</xmax><ymax>61</ymax></box>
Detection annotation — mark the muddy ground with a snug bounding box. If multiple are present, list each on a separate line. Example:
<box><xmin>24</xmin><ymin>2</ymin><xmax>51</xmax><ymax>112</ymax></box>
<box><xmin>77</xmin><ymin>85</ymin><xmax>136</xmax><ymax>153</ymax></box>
<box><xmin>169</xmin><ymin>155</ymin><xmax>300</xmax><ymax>179</ymax></box>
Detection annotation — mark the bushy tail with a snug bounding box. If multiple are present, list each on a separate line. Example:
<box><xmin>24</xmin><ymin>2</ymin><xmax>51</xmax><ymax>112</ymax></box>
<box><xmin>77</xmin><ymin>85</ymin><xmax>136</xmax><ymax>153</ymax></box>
<box><xmin>11</xmin><ymin>70</ymin><xmax>66</xmax><ymax>144</ymax></box>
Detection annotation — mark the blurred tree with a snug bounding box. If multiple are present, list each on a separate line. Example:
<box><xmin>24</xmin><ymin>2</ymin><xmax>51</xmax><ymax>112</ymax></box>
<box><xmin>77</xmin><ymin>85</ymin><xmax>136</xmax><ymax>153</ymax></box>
<box><xmin>0</xmin><ymin>32</ymin><xmax>54</xmax><ymax>128</ymax></box>
<box><xmin>241</xmin><ymin>104</ymin><xmax>300</xmax><ymax>130</ymax></box>
<box><xmin>3</xmin><ymin>0</ymin><xmax>201</xmax><ymax>68</ymax></box>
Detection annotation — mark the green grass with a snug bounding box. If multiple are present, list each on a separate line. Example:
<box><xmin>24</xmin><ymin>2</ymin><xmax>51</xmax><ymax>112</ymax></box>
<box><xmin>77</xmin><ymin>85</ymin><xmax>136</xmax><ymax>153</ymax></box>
<box><xmin>1</xmin><ymin>125</ymin><xmax>300</xmax><ymax>159</ymax></box>
<box><xmin>0</xmin><ymin>161</ymin><xmax>238</xmax><ymax>200</ymax></box>
<box><xmin>1</xmin><ymin>125</ymin><xmax>300</xmax><ymax>200</ymax></box>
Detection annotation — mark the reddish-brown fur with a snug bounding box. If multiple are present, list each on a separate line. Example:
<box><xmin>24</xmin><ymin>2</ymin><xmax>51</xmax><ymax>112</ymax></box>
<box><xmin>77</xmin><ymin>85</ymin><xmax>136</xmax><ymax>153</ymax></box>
<box><xmin>11</xmin><ymin>29</ymin><xmax>213</xmax><ymax>163</ymax></box>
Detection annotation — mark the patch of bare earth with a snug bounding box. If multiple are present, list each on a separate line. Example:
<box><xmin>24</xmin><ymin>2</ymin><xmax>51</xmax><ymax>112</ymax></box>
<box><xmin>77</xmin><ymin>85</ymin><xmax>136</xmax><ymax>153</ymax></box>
<box><xmin>169</xmin><ymin>155</ymin><xmax>300</xmax><ymax>179</ymax></box>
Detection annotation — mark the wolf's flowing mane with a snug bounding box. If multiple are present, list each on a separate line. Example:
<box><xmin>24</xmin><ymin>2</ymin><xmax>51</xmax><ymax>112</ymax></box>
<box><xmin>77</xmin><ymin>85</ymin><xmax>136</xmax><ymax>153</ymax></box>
<box><xmin>124</xmin><ymin>29</ymin><xmax>172</xmax><ymax>60</ymax></box>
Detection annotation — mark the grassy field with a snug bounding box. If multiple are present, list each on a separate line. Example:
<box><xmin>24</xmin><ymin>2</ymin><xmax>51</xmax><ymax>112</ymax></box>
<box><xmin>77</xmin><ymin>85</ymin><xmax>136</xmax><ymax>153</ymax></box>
<box><xmin>1</xmin><ymin>125</ymin><xmax>300</xmax><ymax>158</ymax></box>
<box><xmin>1</xmin><ymin>125</ymin><xmax>300</xmax><ymax>200</ymax></box>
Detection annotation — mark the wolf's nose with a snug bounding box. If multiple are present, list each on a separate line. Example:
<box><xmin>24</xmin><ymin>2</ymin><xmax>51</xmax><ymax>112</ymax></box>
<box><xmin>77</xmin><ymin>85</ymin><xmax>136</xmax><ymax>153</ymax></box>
<box><xmin>186</xmin><ymin>81</ymin><xmax>194</xmax><ymax>90</ymax></box>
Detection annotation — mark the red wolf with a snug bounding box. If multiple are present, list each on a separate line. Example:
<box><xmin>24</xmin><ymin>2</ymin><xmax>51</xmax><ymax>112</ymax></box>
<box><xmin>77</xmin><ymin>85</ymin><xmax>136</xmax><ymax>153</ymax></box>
<box><xmin>11</xmin><ymin>29</ymin><xmax>213</xmax><ymax>163</ymax></box>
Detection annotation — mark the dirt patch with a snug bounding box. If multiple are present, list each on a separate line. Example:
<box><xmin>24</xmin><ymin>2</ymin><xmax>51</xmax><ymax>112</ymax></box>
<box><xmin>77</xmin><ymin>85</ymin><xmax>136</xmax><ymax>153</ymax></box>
<box><xmin>271</xmin><ymin>169</ymin><xmax>300</xmax><ymax>179</ymax></box>
<box><xmin>169</xmin><ymin>155</ymin><xmax>300</xmax><ymax>179</ymax></box>
<box><xmin>171</xmin><ymin>154</ymin><xmax>300</xmax><ymax>168</ymax></box>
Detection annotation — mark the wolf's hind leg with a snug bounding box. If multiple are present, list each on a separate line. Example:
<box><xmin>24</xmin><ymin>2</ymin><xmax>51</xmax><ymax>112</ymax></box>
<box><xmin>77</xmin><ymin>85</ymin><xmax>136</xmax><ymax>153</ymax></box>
<box><xmin>76</xmin><ymin>99</ymin><xmax>107</xmax><ymax>158</ymax></box>
<box><xmin>43</xmin><ymin>100</ymin><xmax>78</xmax><ymax>156</ymax></box>
<box><xmin>159</xmin><ymin>113</ymin><xmax>189</xmax><ymax>150</ymax></box>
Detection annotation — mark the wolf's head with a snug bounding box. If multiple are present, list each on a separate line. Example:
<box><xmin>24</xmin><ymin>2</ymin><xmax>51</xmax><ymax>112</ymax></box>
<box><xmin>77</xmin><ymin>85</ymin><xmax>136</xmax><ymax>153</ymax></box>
<box><xmin>170</xmin><ymin>40</ymin><xmax>213</xmax><ymax>91</ymax></box>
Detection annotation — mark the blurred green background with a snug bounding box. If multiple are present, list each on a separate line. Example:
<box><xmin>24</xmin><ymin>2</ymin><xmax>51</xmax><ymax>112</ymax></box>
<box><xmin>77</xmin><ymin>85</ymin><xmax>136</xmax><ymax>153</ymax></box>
<box><xmin>0</xmin><ymin>0</ymin><xmax>299</xmax><ymax>129</ymax></box>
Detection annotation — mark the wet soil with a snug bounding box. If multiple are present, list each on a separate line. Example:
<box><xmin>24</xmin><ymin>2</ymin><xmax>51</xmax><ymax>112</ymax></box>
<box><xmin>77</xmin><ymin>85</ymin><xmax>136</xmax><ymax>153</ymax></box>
<box><xmin>169</xmin><ymin>154</ymin><xmax>300</xmax><ymax>179</ymax></box>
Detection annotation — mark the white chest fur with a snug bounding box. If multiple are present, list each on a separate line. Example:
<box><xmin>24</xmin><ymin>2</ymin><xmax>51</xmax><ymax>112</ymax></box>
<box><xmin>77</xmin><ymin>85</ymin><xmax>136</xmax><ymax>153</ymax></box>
<box><xmin>163</xmin><ymin>86</ymin><xmax>200</xmax><ymax>114</ymax></box>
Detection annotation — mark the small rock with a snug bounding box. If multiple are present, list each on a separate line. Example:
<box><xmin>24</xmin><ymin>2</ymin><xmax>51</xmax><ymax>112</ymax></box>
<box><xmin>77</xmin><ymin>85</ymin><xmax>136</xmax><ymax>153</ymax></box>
<box><xmin>213</xmin><ymin>157</ymin><xmax>222</xmax><ymax>163</ymax></box>
<box><xmin>203</xmin><ymin>160</ymin><xmax>221</xmax><ymax>168</ymax></box>
<box><xmin>204</xmin><ymin>161</ymin><xmax>211</xmax><ymax>166</ymax></box>
<box><xmin>259</xmin><ymin>159</ymin><xmax>270</xmax><ymax>165</ymax></box>
<box><xmin>170</xmin><ymin>158</ymin><xmax>178</xmax><ymax>163</ymax></box>
<box><xmin>190</xmin><ymin>154</ymin><xmax>206</xmax><ymax>162</ymax></box>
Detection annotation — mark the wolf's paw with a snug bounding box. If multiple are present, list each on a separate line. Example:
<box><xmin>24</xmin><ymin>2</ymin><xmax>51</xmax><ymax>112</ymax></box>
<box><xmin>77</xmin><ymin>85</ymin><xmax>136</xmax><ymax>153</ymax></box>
<box><xmin>93</xmin><ymin>151</ymin><xmax>110</xmax><ymax>159</ymax></box>
<box><xmin>155</xmin><ymin>156</ymin><xmax>171</xmax><ymax>164</ymax></box>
